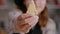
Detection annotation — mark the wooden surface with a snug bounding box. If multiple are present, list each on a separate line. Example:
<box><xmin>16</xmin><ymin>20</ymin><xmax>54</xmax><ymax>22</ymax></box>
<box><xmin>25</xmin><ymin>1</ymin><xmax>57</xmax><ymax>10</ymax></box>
<box><xmin>0</xmin><ymin>29</ymin><xmax>7</xmax><ymax>34</ymax></box>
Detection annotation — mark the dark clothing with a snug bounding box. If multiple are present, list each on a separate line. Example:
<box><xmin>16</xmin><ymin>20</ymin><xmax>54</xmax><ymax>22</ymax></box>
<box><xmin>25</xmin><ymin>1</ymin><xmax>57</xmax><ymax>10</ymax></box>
<box><xmin>27</xmin><ymin>24</ymin><xmax>42</xmax><ymax>34</ymax></box>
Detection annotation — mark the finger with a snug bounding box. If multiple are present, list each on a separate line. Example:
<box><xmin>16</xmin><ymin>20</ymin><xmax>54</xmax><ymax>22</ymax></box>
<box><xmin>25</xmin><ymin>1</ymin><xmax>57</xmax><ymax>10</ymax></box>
<box><xmin>24</xmin><ymin>16</ymin><xmax>34</xmax><ymax>24</ymax></box>
<box><xmin>16</xmin><ymin>23</ymin><xmax>29</xmax><ymax>28</ymax></box>
<box><xmin>16</xmin><ymin>19</ymin><xmax>26</xmax><ymax>25</ymax></box>
<box><xmin>21</xmin><ymin>14</ymin><xmax>33</xmax><ymax>19</ymax></box>
<box><xmin>20</xmin><ymin>23</ymin><xmax>30</xmax><ymax>28</ymax></box>
<box><xmin>25</xmin><ymin>16</ymin><xmax>39</xmax><ymax>29</ymax></box>
<box><xmin>22</xmin><ymin>23</ymin><xmax>31</xmax><ymax>31</ymax></box>
<box><xmin>29</xmin><ymin>16</ymin><xmax>39</xmax><ymax>28</ymax></box>
<box><xmin>17</xmin><ymin>15</ymin><xmax>23</xmax><ymax>20</ymax></box>
<box><xmin>15</xmin><ymin>23</ymin><xmax>31</xmax><ymax>32</ymax></box>
<box><xmin>18</xmin><ymin>23</ymin><xmax>31</xmax><ymax>32</ymax></box>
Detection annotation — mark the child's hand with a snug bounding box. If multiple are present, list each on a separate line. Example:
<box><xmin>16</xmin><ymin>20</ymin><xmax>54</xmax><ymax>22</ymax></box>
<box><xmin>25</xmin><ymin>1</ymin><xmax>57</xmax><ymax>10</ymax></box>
<box><xmin>14</xmin><ymin>14</ymin><xmax>39</xmax><ymax>33</ymax></box>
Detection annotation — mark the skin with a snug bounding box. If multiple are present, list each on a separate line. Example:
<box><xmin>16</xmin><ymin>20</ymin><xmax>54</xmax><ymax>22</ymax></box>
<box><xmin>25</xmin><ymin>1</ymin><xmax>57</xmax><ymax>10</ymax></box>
<box><xmin>15</xmin><ymin>0</ymin><xmax>46</xmax><ymax>33</ymax></box>
<box><xmin>15</xmin><ymin>14</ymin><xmax>39</xmax><ymax>33</ymax></box>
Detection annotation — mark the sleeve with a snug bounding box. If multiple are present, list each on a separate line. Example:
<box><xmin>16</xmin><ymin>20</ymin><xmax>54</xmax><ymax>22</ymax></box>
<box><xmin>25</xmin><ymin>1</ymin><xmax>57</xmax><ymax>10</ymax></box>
<box><xmin>45</xmin><ymin>19</ymin><xmax>56</xmax><ymax>34</ymax></box>
<box><xmin>5</xmin><ymin>11</ymin><xmax>25</xmax><ymax>34</ymax></box>
<box><xmin>4</xmin><ymin>11</ymin><xmax>15</xmax><ymax>34</ymax></box>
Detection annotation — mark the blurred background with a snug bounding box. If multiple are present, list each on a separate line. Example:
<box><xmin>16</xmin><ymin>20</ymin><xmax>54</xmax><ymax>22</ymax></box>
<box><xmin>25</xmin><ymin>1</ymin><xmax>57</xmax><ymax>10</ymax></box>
<box><xmin>0</xmin><ymin>0</ymin><xmax>60</xmax><ymax>34</ymax></box>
